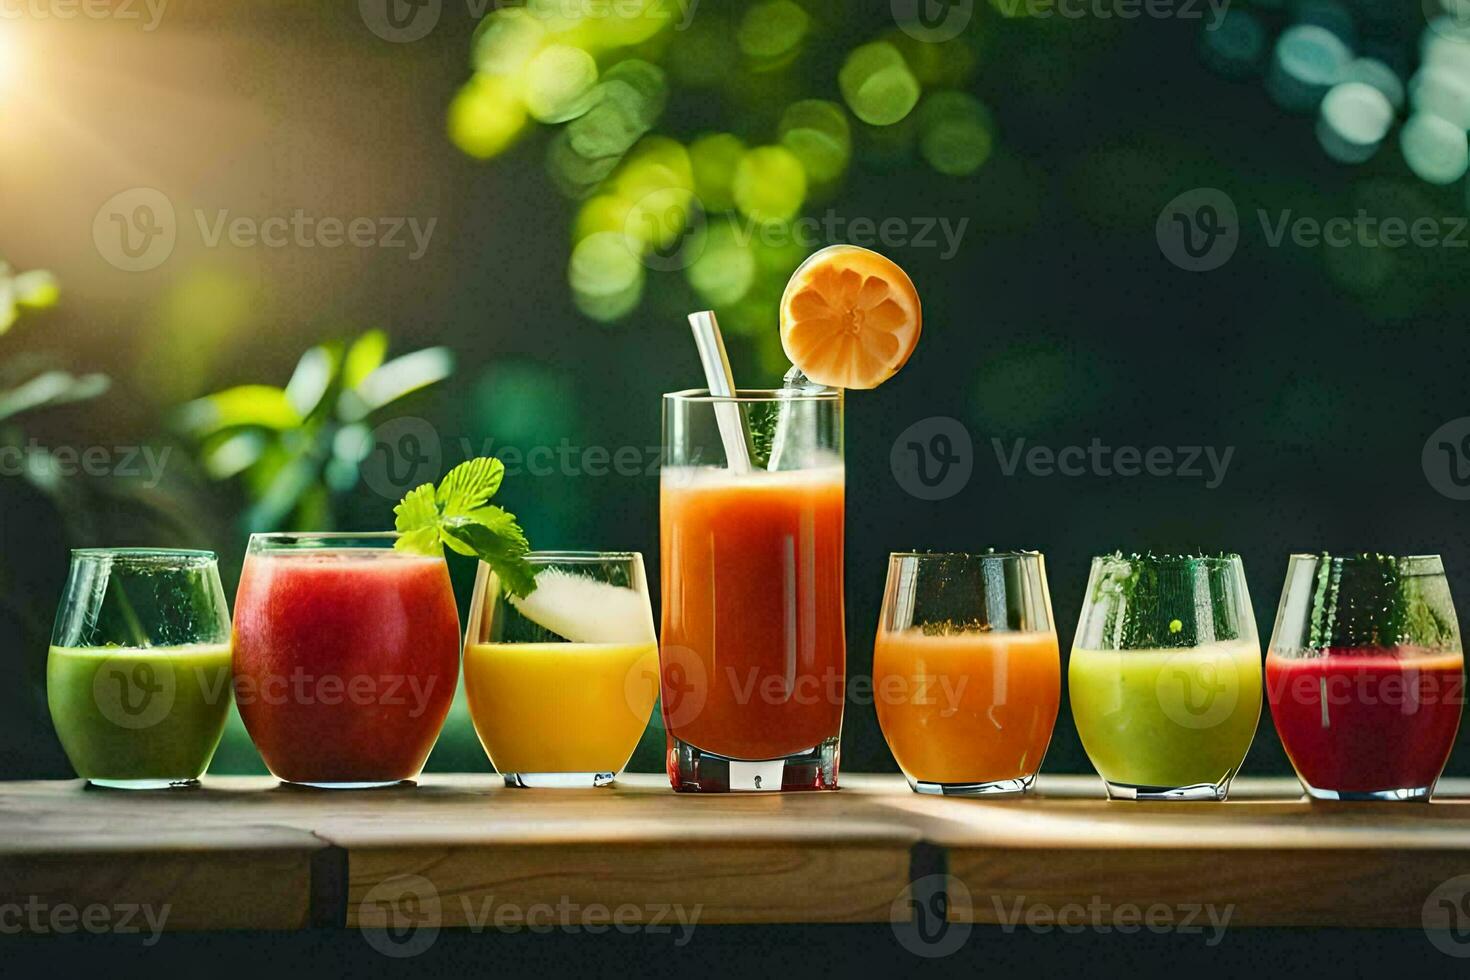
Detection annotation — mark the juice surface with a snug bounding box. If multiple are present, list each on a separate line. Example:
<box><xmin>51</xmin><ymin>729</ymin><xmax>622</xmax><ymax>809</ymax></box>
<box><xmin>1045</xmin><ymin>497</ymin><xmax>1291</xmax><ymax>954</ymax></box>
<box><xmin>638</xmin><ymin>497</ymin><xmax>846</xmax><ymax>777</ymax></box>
<box><xmin>1266</xmin><ymin>648</ymin><xmax>1464</xmax><ymax>793</ymax></box>
<box><xmin>1069</xmin><ymin>639</ymin><xmax>1262</xmax><ymax>789</ymax></box>
<box><xmin>874</xmin><ymin>629</ymin><xmax>1060</xmax><ymax>784</ymax></box>
<box><xmin>660</xmin><ymin>466</ymin><xmax>845</xmax><ymax>761</ymax></box>
<box><xmin>47</xmin><ymin>643</ymin><xmax>233</xmax><ymax>781</ymax></box>
<box><xmin>232</xmin><ymin>551</ymin><xmax>460</xmax><ymax>784</ymax></box>
<box><xmin>463</xmin><ymin>641</ymin><xmax>658</xmax><ymax>774</ymax></box>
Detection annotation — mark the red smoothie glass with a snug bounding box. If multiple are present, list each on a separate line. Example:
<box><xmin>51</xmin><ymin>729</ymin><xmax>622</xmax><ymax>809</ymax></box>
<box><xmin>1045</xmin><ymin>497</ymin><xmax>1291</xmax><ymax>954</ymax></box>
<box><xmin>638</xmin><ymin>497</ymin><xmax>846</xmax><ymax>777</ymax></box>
<box><xmin>1266</xmin><ymin>553</ymin><xmax>1465</xmax><ymax>801</ymax></box>
<box><xmin>232</xmin><ymin>533</ymin><xmax>461</xmax><ymax>788</ymax></box>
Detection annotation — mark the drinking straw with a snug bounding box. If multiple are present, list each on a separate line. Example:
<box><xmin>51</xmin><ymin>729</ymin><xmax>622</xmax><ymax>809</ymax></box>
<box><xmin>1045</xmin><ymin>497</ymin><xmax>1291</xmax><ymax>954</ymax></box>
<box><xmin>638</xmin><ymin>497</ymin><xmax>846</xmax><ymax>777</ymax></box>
<box><xmin>687</xmin><ymin>310</ymin><xmax>752</xmax><ymax>475</ymax></box>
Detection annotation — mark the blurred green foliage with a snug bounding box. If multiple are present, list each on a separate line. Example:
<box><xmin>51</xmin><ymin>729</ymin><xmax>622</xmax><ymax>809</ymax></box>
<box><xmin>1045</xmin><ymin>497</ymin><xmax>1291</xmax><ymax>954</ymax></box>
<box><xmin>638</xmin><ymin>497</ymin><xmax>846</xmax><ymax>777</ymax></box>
<box><xmin>447</xmin><ymin>0</ymin><xmax>996</xmax><ymax>356</ymax></box>
<box><xmin>178</xmin><ymin>331</ymin><xmax>454</xmax><ymax>532</ymax></box>
<box><xmin>0</xmin><ymin>264</ymin><xmax>110</xmax><ymax>473</ymax></box>
<box><xmin>0</xmin><ymin>262</ymin><xmax>59</xmax><ymax>334</ymax></box>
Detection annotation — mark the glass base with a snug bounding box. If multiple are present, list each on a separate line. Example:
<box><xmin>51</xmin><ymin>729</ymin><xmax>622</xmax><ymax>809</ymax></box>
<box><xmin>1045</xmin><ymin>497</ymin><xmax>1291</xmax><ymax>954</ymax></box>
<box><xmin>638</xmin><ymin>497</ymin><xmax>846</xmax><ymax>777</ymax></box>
<box><xmin>668</xmin><ymin>735</ymin><xmax>839</xmax><ymax>792</ymax></box>
<box><xmin>283</xmin><ymin>779</ymin><xmax>414</xmax><ymax>790</ymax></box>
<box><xmin>504</xmin><ymin>772</ymin><xmax>615</xmax><ymax>788</ymax></box>
<box><xmin>1304</xmin><ymin>784</ymin><xmax>1433</xmax><ymax>802</ymax></box>
<box><xmin>907</xmin><ymin>773</ymin><xmax>1036</xmax><ymax>797</ymax></box>
<box><xmin>1104</xmin><ymin>779</ymin><xmax>1231</xmax><ymax>801</ymax></box>
<box><xmin>87</xmin><ymin>778</ymin><xmax>199</xmax><ymax>790</ymax></box>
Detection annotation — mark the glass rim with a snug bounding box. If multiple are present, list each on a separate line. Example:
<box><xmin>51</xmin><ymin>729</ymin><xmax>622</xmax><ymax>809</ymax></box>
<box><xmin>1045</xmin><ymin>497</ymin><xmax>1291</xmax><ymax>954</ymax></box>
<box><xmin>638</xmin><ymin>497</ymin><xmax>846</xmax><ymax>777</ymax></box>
<box><xmin>1286</xmin><ymin>552</ymin><xmax>1442</xmax><ymax>563</ymax></box>
<box><xmin>521</xmin><ymin>550</ymin><xmax>643</xmax><ymax>562</ymax></box>
<box><xmin>248</xmin><ymin>531</ymin><xmax>402</xmax><ymax>552</ymax></box>
<box><xmin>1090</xmin><ymin>552</ymin><xmax>1242</xmax><ymax>568</ymax></box>
<box><xmin>663</xmin><ymin>387</ymin><xmax>842</xmax><ymax>404</ymax></box>
<box><xmin>888</xmin><ymin>549</ymin><xmax>1043</xmax><ymax>561</ymax></box>
<box><xmin>70</xmin><ymin>547</ymin><xmax>217</xmax><ymax>567</ymax></box>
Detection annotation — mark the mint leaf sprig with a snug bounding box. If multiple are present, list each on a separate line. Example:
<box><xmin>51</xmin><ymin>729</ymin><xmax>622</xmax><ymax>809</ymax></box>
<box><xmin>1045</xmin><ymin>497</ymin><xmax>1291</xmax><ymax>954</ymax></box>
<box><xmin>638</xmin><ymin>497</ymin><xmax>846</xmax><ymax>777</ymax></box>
<box><xmin>393</xmin><ymin>456</ymin><xmax>537</xmax><ymax>598</ymax></box>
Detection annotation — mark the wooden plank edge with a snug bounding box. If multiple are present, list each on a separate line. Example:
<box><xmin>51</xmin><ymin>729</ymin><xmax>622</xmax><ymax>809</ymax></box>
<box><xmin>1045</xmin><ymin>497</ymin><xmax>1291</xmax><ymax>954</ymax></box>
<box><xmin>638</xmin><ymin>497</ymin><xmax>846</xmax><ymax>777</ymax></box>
<box><xmin>945</xmin><ymin>845</ymin><xmax>1470</xmax><ymax>929</ymax></box>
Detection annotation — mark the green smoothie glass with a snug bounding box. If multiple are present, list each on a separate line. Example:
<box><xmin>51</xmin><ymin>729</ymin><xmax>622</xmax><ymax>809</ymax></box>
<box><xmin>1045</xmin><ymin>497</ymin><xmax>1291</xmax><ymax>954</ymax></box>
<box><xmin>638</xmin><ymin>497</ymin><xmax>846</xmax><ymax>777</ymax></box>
<box><xmin>1069</xmin><ymin>553</ymin><xmax>1262</xmax><ymax>801</ymax></box>
<box><xmin>47</xmin><ymin>549</ymin><xmax>234</xmax><ymax>790</ymax></box>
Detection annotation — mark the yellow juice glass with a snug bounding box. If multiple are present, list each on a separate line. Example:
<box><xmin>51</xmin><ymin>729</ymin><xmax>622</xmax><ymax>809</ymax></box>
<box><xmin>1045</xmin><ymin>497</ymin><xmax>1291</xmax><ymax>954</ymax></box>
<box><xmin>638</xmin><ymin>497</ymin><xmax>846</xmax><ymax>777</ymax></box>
<box><xmin>463</xmin><ymin>552</ymin><xmax>658</xmax><ymax>788</ymax></box>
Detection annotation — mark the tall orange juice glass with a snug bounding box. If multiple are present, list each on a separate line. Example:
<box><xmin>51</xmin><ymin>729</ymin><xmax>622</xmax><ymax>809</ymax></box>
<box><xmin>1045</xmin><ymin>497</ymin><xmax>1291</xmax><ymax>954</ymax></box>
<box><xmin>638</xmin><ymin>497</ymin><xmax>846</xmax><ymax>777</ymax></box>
<box><xmin>660</xmin><ymin>388</ymin><xmax>844</xmax><ymax>791</ymax></box>
<box><xmin>875</xmin><ymin>551</ymin><xmax>1060</xmax><ymax>795</ymax></box>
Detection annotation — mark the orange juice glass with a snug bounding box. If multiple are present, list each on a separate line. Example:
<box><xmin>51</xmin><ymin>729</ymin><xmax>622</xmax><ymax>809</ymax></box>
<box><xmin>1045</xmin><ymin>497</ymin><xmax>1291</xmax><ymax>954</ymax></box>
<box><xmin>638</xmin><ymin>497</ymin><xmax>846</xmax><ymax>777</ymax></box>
<box><xmin>875</xmin><ymin>551</ymin><xmax>1060</xmax><ymax>795</ymax></box>
<box><xmin>660</xmin><ymin>388</ymin><xmax>844</xmax><ymax>792</ymax></box>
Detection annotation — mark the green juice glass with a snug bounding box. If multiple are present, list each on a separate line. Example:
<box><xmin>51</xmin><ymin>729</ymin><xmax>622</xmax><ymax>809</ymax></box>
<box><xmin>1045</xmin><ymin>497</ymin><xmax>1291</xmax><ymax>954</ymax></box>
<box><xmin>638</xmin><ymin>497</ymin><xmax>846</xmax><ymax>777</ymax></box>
<box><xmin>1069</xmin><ymin>553</ymin><xmax>1262</xmax><ymax>801</ymax></box>
<box><xmin>47</xmin><ymin>549</ymin><xmax>234</xmax><ymax>790</ymax></box>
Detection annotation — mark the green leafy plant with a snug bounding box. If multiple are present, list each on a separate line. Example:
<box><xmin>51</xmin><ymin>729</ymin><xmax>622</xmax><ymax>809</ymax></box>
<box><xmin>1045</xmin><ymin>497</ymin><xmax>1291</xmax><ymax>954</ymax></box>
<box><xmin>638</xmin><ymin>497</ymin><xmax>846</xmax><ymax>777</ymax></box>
<box><xmin>394</xmin><ymin>456</ymin><xmax>536</xmax><ymax>598</ymax></box>
<box><xmin>178</xmin><ymin>330</ymin><xmax>453</xmax><ymax>532</ymax></box>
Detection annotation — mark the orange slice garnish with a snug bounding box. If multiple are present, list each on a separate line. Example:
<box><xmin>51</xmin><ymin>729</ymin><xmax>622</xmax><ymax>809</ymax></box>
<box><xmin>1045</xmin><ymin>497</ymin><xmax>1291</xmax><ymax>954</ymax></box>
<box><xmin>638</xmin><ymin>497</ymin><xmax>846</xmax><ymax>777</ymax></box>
<box><xmin>778</xmin><ymin>244</ymin><xmax>922</xmax><ymax>389</ymax></box>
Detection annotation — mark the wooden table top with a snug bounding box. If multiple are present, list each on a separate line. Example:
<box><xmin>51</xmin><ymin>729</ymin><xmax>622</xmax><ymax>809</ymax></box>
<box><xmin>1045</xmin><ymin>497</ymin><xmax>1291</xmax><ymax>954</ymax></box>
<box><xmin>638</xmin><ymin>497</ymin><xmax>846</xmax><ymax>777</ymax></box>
<box><xmin>3</xmin><ymin>773</ymin><xmax>1469</xmax><ymax>931</ymax></box>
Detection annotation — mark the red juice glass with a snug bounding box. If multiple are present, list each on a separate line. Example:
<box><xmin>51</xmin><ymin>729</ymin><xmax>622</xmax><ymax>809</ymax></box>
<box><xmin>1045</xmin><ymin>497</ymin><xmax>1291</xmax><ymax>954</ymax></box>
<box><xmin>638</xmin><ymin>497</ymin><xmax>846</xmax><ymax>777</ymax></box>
<box><xmin>1266</xmin><ymin>553</ymin><xmax>1465</xmax><ymax>801</ymax></box>
<box><xmin>232</xmin><ymin>533</ymin><xmax>461</xmax><ymax>788</ymax></box>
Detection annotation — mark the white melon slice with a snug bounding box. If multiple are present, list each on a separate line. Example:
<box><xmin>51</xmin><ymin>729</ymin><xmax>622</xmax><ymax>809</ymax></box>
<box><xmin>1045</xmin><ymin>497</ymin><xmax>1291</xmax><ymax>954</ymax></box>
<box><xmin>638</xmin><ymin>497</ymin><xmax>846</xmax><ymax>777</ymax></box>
<box><xmin>509</xmin><ymin>568</ymin><xmax>656</xmax><ymax>644</ymax></box>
